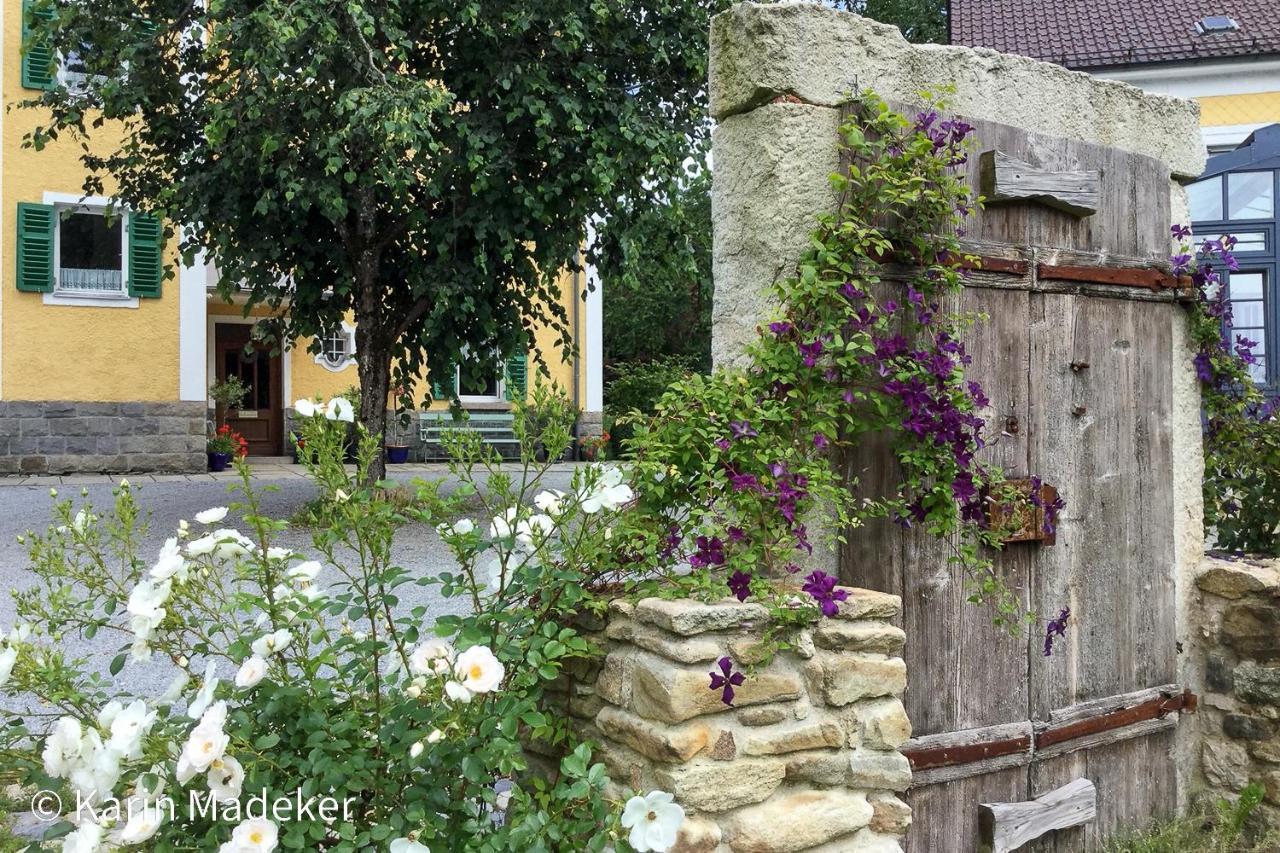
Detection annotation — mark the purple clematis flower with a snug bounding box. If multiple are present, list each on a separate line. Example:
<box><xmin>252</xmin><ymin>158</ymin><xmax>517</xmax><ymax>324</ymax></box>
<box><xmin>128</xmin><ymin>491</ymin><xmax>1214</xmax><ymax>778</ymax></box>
<box><xmin>730</xmin><ymin>420</ymin><xmax>758</xmax><ymax>439</ymax></box>
<box><xmin>1171</xmin><ymin>224</ymin><xmax>1192</xmax><ymax>240</ymax></box>
<box><xmin>1043</xmin><ymin>607</ymin><xmax>1071</xmax><ymax>657</ymax></box>
<box><xmin>802</xmin><ymin>570</ymin><xmax>849</xmax><ymax>618</ymax></box>
<box><xmin>727</xmin><ymin>570</ymin><xmax>753</xmax><ymax>602</ymax></box>
<box><xmin>709</xmin><ymin>656</ymin><xmax>746</xmax><ymax>706</ymax></box>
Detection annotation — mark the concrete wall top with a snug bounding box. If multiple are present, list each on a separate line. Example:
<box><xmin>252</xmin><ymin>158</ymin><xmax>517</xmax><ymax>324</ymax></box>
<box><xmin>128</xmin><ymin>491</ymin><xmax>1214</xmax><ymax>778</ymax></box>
<box><xmin>710</xmin><ymin>2</ymin><xmax>1207</xmax><ymax>180</ymax></box>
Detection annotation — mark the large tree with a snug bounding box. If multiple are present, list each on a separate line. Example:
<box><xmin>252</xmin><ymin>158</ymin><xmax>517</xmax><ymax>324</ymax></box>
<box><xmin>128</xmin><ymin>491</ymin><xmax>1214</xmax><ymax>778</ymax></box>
<box><xmin>22</xmin><ymin>0</ymin><xmax>726</xmax><ymax>477</ymax></box>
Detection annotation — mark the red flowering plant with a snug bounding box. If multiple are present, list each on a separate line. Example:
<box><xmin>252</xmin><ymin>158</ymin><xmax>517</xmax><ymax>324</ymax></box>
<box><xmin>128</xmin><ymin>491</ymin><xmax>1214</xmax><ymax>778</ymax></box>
<box><xmin>207</xmin><ymin>424</ymin><xmax>249</xmax><ymax>457</ymax></box>
<box><xmin>591</xmin><ymin>91</ymin><xmax>1070</xmax><ymax>697</ymax></box>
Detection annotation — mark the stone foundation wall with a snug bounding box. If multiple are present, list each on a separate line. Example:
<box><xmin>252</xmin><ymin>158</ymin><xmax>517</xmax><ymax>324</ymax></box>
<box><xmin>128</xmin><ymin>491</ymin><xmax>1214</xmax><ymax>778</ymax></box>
<box><xmin>0</xmin><ymin>401</ymin><xmax>206</xmax><ymax>475</ymax></box>
<box><xmin>1193</xmin><ymin>555</ymin><xmax>1280</xmax><ymax>821</ymax></box>
<box><xmin>550</xmin><ymin>588</ymin><xmax>912</xmax><ymax>852</ymax></box>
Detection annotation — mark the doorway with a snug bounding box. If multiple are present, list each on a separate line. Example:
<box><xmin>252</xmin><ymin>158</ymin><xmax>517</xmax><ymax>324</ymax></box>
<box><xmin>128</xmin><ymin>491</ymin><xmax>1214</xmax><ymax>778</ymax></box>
<box><xmin>214</xmin><ymin>323</ymin><xmax>283</xmax><ymax>456</ymax></box>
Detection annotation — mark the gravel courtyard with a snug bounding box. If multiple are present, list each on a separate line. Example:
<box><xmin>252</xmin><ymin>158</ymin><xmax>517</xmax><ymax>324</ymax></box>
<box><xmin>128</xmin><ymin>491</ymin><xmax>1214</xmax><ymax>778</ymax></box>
<box><xmin>0</xmin><ymin>462</ymin><xmax>581</xmax><ymax>700</ymax></box>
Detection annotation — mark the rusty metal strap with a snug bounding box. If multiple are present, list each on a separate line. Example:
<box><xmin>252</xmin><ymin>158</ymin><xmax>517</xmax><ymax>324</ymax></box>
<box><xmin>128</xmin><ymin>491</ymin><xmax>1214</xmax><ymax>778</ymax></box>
<box><xmin>1035</xmin><ymin>262</ymin><xmax>1185</xmax><ymax>292</ymax></box>
<box><xmin>903</xmin><ymin>689</ymin><xmax>1197</xmax><ymax>772</ymax></box>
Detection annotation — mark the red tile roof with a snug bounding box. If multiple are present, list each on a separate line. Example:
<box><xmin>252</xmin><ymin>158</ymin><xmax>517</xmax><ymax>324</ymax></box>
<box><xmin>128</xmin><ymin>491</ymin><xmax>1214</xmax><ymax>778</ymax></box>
<box><xmin>950</xmin><ymin>0</ymin><xmax>1280</xmax><ymax>70</ymax></box>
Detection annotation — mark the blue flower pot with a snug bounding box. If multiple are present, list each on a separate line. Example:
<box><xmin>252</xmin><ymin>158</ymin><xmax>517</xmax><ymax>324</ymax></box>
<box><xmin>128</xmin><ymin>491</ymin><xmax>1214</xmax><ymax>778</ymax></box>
<box><xmin>207</xmin><ymin>451</ymin><xmax>232</xmax><ymax>472</ymax></box>
<box><xmin>386</xmin><ymin>445</ymin><xmax>411</xmax><ymax>465</ymax></box>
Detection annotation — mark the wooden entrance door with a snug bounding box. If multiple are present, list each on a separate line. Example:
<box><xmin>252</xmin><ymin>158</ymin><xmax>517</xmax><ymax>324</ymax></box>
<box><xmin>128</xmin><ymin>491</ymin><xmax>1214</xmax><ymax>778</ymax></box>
<box><xmin>215</xmin><ymin>323</ymin><xmax>283</xmax><ymax>456</ymax></box>
<box><xmin>841</xmin><ymin>109</ymin><xmax>1187</xmax><ymax>850</ymax></box>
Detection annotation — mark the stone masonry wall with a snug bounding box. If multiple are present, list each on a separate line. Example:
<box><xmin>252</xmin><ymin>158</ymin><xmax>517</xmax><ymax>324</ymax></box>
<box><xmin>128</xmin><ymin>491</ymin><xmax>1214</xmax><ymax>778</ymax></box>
<box><xmin>549</xmin><ymin>588</ymin><xmax>912</xmax><ymax>852</ymax></box>
<box><xmin>1193</xmin><ymin>555</ymin><xmax>1280</xmax><ymax>823</ymax></box>
<box><xmin>0</xmin><ymin>401</ymin><xmax>206</xmax><ymax>475</ymax></box>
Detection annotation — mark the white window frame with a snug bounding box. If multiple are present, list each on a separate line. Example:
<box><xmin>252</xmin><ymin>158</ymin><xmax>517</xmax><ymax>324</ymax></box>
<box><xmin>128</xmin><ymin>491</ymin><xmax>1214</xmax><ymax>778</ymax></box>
<box><xmin>41</xmin><ymin>191</ymin><xmax>137</xmax><ymax>309</ymax></box>
<box><xmin>455</xmin><ymin>351</ymin><xmax>505</xmax><ymax>403</ymax></box>
<box><xmin>313</xmin><ymin>322</ymin><xmax>357</xmax><ymax>372</ymax></box>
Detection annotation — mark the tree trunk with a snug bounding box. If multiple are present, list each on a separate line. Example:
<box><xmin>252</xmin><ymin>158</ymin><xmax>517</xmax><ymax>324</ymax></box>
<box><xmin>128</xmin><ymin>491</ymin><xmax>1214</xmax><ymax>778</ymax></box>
<box><xmin>356</xmin><ymin>342</ymin><xmax>391</xmax><ymax>485</ymax></box>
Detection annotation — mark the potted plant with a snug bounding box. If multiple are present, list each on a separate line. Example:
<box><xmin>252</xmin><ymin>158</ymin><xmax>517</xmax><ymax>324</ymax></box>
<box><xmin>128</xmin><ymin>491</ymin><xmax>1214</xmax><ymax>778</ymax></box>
<box><xmin>209</xmin><ymin>376</ymin><xmax>249</xmax><ymax>427</ymax></box>
<box><xmin>386</xmin><ymin>386</ymin><xmax>413</xmax><ymax>464</ymax></box>
<box><xmin>207</xmin><ymin>425</ymin><xmax>248</xmax><ymax>472</ymax></box>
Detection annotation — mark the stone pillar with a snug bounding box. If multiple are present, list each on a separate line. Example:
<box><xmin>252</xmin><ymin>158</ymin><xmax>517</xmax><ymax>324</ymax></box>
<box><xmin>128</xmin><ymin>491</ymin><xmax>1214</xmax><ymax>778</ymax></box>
<box><xmin>556</xmin><ymin>589</ymin><xmax>912</xmax><ymax>852</ymax></box>
<box><xmin>1193</xmin><ymin>555</ymin><xmax>1280</xmax><ymax>823</ymax></box>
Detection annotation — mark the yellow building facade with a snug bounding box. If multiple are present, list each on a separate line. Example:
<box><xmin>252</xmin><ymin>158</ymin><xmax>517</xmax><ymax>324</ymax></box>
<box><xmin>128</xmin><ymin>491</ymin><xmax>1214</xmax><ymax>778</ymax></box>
<box><xmin>2</xmin><ymin>0</ymin><xmax>601</xmax><ymax>472</ymax></box>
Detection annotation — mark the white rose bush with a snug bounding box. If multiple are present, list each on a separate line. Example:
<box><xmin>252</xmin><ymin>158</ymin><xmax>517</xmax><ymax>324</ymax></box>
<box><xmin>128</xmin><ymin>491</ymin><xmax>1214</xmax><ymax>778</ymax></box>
<box><xmin>0</xmin><ymin>387</ymin><xmax>675</xmax><ymax>852</ymax></box>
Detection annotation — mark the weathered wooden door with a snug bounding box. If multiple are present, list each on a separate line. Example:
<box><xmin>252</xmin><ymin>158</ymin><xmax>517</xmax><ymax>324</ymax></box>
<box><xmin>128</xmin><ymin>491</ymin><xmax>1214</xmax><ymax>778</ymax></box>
<box><xmin>841</xmin><ymin>112</ymin><xmax>1192</xmax><ymax>851</ymax></box>
<box><xmin>215</xmin><ymin>323</ymin><xmax>284</xmax><ymax>456</ymax></box>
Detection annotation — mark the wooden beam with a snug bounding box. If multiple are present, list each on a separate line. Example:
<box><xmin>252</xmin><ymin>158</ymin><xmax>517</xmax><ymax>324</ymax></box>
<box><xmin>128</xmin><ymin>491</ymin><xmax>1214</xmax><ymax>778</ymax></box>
<box><xmin>979</xmin><ymin>778</ymin><xmax>1098</xmax><ymax>853</ymax></box>
<box><xmin>979</xmin><ymin>150</ymin><xmax>1101</xmax><ymax>217</ymax></box>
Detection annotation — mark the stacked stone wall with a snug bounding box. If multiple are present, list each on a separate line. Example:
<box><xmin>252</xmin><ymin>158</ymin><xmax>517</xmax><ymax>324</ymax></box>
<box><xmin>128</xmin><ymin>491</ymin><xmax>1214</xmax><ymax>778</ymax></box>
<box><xmin>1194</xmin><ymin>555</ymin><xmax>1280</xmax><ymax>822</ymax></box>
<box><xmin>548</xmin><ymin>589</ymin><xmax>913</xmax><ymax>852</ymax></box>
<box><xmin>0</xmin><ymin>401</ymin><xmax>206</xmax><ymax>474</ymax></box>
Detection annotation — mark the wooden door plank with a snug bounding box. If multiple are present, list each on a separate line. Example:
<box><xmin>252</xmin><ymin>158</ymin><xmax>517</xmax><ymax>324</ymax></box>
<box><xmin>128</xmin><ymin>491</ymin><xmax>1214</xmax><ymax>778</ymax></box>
<box><xmin>906</xmin><ymin>765</ymin><xmax>1029</xmax><ymax>853</ymax></box>
<box><xmin>979</xmin><ymin>777</ymin><xmax>1097</xmax><ymax>853</ymax></box>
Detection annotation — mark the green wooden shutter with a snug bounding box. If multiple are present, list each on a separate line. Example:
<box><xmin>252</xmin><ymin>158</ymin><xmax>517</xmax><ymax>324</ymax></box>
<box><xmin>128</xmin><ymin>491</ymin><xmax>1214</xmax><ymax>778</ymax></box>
<box><xmin>127</xmin><ymin>213</ymin><xmax>163</xmax><ymax>298</ymax></box>
<box><xmin>431</xmin><ymin>365</ymin><xmax>459</xmax><ymax>400</ymax></box>
<box><xmin>21</xmin><ymin>0</ymin><xmax>56</xmax><ymax>91</ymax></box>
<box><xmin>15</xmin><ymin>203</ymin><xmax>55</xmax><ymax>293</ymax></box>
<box><xmin>504</xmin><ymin>351</ymin><xmax>528</xmax><ymax>402</ymax></box>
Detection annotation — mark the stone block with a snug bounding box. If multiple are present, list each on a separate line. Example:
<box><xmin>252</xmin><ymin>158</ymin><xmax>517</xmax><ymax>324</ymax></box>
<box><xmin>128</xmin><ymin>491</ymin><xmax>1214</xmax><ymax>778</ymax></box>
<box><xmin>783</xmin><ymin>750</ymin><xmax>848</xmax><ymax>786</ymax></box>
<box><xmin>1199</xmin><ymin>558</ymin><xmax>1280</xmax><ymax>599</ymax></box>
<box><xmin>654</xmin><ymin>758</ymin><xmax>785</xmax><ymax>813</ymax></box>
<box><xmin>36</xmin><ymin>437</ymin><xmax>66</xmax><ymax>455</ymax></box>
<box><xmin>1224</xmin><ymin>715</ymin><xmax>1273</xmax><ymax>741</ymax></box>
<box><xmin>869</xmin><ymin>793</ymin><xmax>912</xmax><ymax>835</ymax></box>
<box><xmin>709</xmin><ymin>729</ymin><xmax>736</xmax><ymax>760</ymax></box>
<box><xmin>743</xmin><ymin>720</ymin><xmax>844</xmax><ymax>756</ymax></box>
<box><xmin>1203</xmin><ymin>738</ymin><xmax>1251</xmax><ymax>791</ymax></box>
<box><xmin>594</xmin><ymin>706</ymin><xmax>711</xmax><ymax>763</ymax></box>
<box><xmin>848</xmin><ymin>749</ymin><xmax>912</xmax><ymax>792</ymax></box>
<box><xmin>723</xmin><ymin>789</ymin><xmax>873</xmax><ymax>852</ymax></box>
<box><xmin>739</xmin><ymin>705</ymin><xmax>790</xmax><ymax>727</ymax></box>
<box><xmin>595</xmin><ymin>649</ymin><xmax>635</xmax><ymax>708</ymax></box>
<box><xmin>1223</xmin><ymin>603</ymin><xmax>1280</xmax><ymax>661</ymax></box>
<box><xmin>708</xmin><ymin>3</ymin><xmax>1204</xmax><ymax>178</ymax></box>
<box><xmin>633</xmin><ymin>597</ymin><xmax>769</xmax><ymax>636</ymax></box>
<box><xmin>630</xmin><ymin>652</ymin><xmax>803</xmax><ymax>723</ymax></box>
<box><xmin>857</xmin><ymin>698</ymin><xmax>912</xmax><ymax>750</ymax></box>
<box><xmin>1208</xmin><ymin>654</ymin><xmax>1235</xmax><ymax>693</ymax></box>
<box><xmin>814</xmin><ymin>622</ymin><xmax>906</xmax><ymax>655</ymax></box>
<box><xmin>832</xmin><ymin>588</ymin><xmax>902</xmax><ymax>622</ymax></box>
<box><xmin>607</xmin><ymin>617</ymin><xmax>726</xmax><ymax>663</ymax></box>
<box><xmin>1236</xmin><ymin>662</ymin><xmax>1280</xmax><ymax>705</ymax></box>
<box><xmin>817</xmin><ymin>653</ymin><xmax>907</xmax><ymax>706</ymax></box>
<box><xmin>672</xmin><ymin>816</ymin><xmax>721</xmax><ymax>853</ymax></box>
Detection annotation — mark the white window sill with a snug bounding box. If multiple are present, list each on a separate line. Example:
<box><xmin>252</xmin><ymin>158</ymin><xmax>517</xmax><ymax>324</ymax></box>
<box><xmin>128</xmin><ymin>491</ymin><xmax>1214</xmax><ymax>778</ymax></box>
<box><xmin>314</xmin><ymin>354</ymin><xmax>357</xmax><ymax>372</ymax></box>
<box><xmin>43</xmin><ymin>290</ymin><xmax>139</xmax><ymax>309</ymax></box>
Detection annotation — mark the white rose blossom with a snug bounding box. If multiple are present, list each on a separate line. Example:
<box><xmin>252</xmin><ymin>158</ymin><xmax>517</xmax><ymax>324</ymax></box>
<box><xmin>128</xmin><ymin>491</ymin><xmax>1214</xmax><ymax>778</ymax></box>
<box><xmin>451</xmin><ymin>646</ymin><xmax>505</xmax><ymax>698</ymax></box>
<box><xmin>408</xmin><ymin>639</ymin><xmax>454</xmax><ymax>676</ymax></box>
<box><xmin>293</xmin><ymin>398</ymin><xmax>319</xmax><ymax>418</ymax></box>
<box><xmin>43</xmin><ymin>716</ymin><xmax>83</xmax><ymax>778</ymax></box>
<box><xmin>119</xmin><ymin>803</ymin><xmax>165</xmax><ymax>844</ymax></box>
<box><xmin>194</xmin><ymin>507</ymin><xmax>229</xmax><ymax>525</ymax></box>
<box><xmin>222</xmin><ymin>817</ymin><xmax>278</xmax><ymax>853</ymax></box>
<box><xmin>178</xmin><ymin>702</ymin><xmax>229</xmax><ymax>781</ymax></box>
<box><xmin>579</xmin><ymin>466</ymin><xmax>634</xmax><ymax>514</ymax></box>
<box><xmin>150</xmin><ymin>537</ymin><xmax>188</xmax><ymax>582</ymax></box>
<box><xmin>251</xmin><ymin>630</ymin><xmax>293</xmax><ymax>658</ymax></box>
<box><xmin>390</xmin><ymin>839</ymin><xmax>430</xmax><ymax>853</ymax></box>
<box><xmin>208</xmin><ymin>755</ymin><xmax>245</xmax><ymax>803</ymax></box>
<box><xmin>0</xmin><ymin>645</ymin><xmax>16</xmax><ymax>688</ymax></box>
<box><xmin>107</xmin><ymin>700</ymin><xmax>156</xmax><ymax>760</ymax></box>
<box><xmin>620</xmin><ymin>790</ymin><xmax>685</xmax><ymax>853</ymax></box>
<box><xmin>235</xmin><ymin>655</ymin><xmax>268</xmax><ymax>690</ymax></box>
<box><xmin>187</xmin><ymin>661</ymin><xmax>220</xmax><ymax>720</ymax></box>
<box><xmin>533</xmin><ymin>489</ymin><xmax>566</xmax><ymax>515</ymax></box>
<box><xmin>326</xmin><ymin>397</ymin><xmax>355</xmax><ymax>423</ymax></box>
<box><xmin>61</xmin><ymin>821</ymin><xmax>104</xmax><ymax>853</ymax></box>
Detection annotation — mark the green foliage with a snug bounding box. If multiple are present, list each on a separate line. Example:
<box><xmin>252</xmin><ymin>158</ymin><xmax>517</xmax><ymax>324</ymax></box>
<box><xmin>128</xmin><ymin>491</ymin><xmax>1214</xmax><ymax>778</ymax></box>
<box><xmin>1177</xmin><ymin>234</ymin><xmax>1280</xmax><ymax>556</ymax></box>
<box><xmin>605</xmin><ymin>357</ymin><xmax>698</xmax><ymax>454</ymax></box>
<box><xmin>1105</xmin><ymin>784</ymin><xmax>1278</xmax><ymax>853</ymax></box>
<box><xmin>831</xmin><ymin>0</ymin><xmax>949</xmax><ymax>43</ymax></box>
<box><xmin>21</xmin><ymin>0</ymin><xmax>729</xmax><ymax>461</ymax></box>
<box><xmin>0</xmin><ymin>390</ymin><xmax>649</xmax><ymax>850</ymax></box>
<box><xmin>209</xmin><ymin>377</ymin><xmax>249</xmax><ymax>426</ymax></box>
<box><xmin>612</xmin><ymin>91</ymin><xmax>1037</xmax><ymax>629</ymax></box>
<box><xmin>598</xmin><ymin>170</ymin><xmax>713</xmax><ymax>370</ymax></box>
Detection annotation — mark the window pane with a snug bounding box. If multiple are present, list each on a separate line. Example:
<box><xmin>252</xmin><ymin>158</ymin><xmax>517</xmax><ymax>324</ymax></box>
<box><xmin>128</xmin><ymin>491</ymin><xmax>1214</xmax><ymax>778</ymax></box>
<box><xmin>1232</xmin><ymin>302</ymin><xmax>1265</xmax><ymax>327</ymax></box>
<box><xmin>458</xmin><ymin>369</ymin><xmax>500</xmax><ymax>398</ymax></box>
<box><xmin>1229</xmin><ymin>273</ymin><xmax>1265</xmax><ymax>300</ymax></box>
<box><xmin>1189</xmin><ymin>176</ymin><xmax>1223</xmax><ymax>221</ymax></box>
<box><xmin>1223</xmin><ymin>232</ymin><xmax>1267</xmax><ymax>253</ymax></box>
<box><xmin>59</xmin><ymin>212</ymin><xmax>122</xmax><ymax>292</ymax></box>
<box><xmin>1228</xmin><ymin>171</ymin><xmax>1275</xmax><ymax>220</ymax></box>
